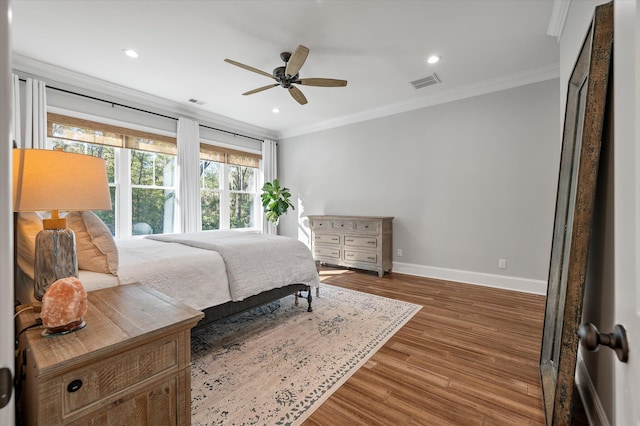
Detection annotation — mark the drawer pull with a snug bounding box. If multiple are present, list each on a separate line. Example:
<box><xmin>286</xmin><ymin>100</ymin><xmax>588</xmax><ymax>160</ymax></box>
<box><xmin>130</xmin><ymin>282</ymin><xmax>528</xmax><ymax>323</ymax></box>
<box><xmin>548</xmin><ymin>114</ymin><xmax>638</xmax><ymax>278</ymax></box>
<box><xmin>368</xmin><ymin>257</ymin><xmax>375</xmax><ymax>261</ymax></box>
<box><xmin>367</xmin><ymin>241</ymin><xmax>376</xmax><ymax>244</ymax></box>
<box><xmin>67</xmin><ymin>379</ymin><xmax>83</xmax><ymax>393</ymax></box>
<box><xmin>346</xmin><ymin>239</ymin><xmax>354</xmax><ymax>242</ymax></box>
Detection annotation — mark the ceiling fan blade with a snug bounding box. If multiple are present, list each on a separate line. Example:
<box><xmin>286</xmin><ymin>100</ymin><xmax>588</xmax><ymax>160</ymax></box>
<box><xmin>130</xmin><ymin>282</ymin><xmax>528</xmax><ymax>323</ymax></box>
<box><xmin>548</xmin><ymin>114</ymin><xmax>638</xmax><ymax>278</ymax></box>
<box><xmin>297</xmin><ymin>78</ymin><xmax>348</xmax><ymax>87</ymax></box>
<box><xmin>243</xmin><ymin>84</ymin><xmax>279</xmax><ymax>96</ymax></box>
<box><xmin>285</xmin><ymin>45</ymin><xmax>309</xmax><ymax>77</ymax></box>
<box><xmin>288</xmin><ymin>86</ymin><xmax>308</xmax><ymax>105</ymax></box>
<box><xmin>224</xmin><ymin>59</ymin><xmax>274</xmax><ymax>79</ymax></box>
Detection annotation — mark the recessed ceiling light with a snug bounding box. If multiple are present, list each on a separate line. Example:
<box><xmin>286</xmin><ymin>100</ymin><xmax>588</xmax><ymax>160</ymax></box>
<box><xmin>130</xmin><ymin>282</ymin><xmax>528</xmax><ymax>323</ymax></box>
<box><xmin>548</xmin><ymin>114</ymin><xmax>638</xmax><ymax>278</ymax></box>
<box><xmin>426</xmin><ymin>55</ymin><xmax>440</xmax><ymax>64</ymax></box>
<box><xmin>123</xmin><ymin>49</ymin><xmax>139</xmax><ymax>58</ymax></box>
<box><xmin>272</xmin><ymin>107</ymin><xmax>280</xmax><ymax>114</ymax></box>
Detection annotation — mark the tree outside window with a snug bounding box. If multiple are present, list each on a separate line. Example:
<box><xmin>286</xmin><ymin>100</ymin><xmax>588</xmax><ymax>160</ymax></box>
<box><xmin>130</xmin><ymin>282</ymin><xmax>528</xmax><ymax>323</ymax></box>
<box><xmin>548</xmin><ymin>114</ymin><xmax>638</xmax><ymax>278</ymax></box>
<box><xmin>130</xmin><ymin>149</ymin><xmax>176</xmax><ymax>235</ymax></box>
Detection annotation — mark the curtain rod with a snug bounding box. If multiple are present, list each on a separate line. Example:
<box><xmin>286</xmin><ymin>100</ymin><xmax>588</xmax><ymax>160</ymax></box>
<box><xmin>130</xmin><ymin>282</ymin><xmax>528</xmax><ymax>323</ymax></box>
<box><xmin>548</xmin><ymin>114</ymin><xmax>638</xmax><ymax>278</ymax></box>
<box><xmin>18</xmin><ymin>78</ymin><xmax>264</xmax><ymax>142</ymax></box>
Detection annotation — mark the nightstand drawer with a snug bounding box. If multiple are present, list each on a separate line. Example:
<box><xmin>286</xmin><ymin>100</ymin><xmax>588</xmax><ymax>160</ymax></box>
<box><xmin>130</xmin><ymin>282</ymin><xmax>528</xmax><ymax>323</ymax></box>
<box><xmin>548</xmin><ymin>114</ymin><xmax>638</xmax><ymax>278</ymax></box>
<box><xmin>344</xmin><ymin>236</ymin><xmax>378</xmax><ymax>248</ymax></box>
<box><xmin>344</xmin><ymin>250</ymin><xmax>377</xmax><ymax>264</ymax></box>
<box><xmin>62</xmin><ymin>336</ymin><xmax>179</xmax><ymax>415</ymax></box>
<box><xmin>66</xmin><ymin>373</ymin><xmax>182</xmax><ymax>426</ymax></box>
<box><xmin>313</xmin><ymin>233</ymin><xmax>341</xmax><ymax>245</ymax></box>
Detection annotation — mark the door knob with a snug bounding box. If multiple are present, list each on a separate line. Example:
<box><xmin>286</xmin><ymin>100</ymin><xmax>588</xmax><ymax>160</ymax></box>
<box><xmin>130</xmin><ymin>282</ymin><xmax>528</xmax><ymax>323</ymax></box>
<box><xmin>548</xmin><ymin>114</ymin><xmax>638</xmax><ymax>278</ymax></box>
<box><xmin>578</xmin><ymin>323</ymin><xmax>629</xmax><ymax>363</ymax></box>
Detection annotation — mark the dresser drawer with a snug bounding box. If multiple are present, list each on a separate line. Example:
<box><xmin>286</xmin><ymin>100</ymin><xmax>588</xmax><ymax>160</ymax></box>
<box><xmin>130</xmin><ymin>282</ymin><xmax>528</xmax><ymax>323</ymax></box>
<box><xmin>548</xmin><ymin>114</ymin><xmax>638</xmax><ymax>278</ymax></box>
<box><xmin>61</xmin><ymin>336</ymin><xmax>179</xmax><ymax>415</ymax></box>
<box><xmin>331</xmin><ymin>220</ymin><xmax>354</xmax><ymax>231</ymax></box>
<box><xmin>311</xmin><ymin>219</ymin><xmax>331</xmax><ymax>230</ymax></box>
<box><xmin>344</xmin><ymin>236</ymin><xmax>378</xmax><ymax>248</ymax></box>
<box><xmin>314</xmin><ymin>247</ymin><xmax>341</xmax><ymax>259</ymax></box>
<box><xmin>344</xmin><ymin>250</ymin><xmax>377</xmax><ymax>264</ymax></box>
<box><xmin>354</xmin><ymin>220</ymin><xmax>380</xmax><ymax>233</ymax></box>
<box><xmin>313</xmin><ymin>233</ymin><xmax>341</xmax><ymax>245</ymax></box>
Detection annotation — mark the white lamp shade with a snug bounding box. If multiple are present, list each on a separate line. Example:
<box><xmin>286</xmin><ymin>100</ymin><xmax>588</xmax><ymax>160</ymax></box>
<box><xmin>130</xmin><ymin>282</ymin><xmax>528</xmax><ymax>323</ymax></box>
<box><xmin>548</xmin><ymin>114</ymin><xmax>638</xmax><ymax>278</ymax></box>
<box><xmin>12</xmin><ymin>148</ymin><xmax>112</xmax><ymax>212</ymax></box>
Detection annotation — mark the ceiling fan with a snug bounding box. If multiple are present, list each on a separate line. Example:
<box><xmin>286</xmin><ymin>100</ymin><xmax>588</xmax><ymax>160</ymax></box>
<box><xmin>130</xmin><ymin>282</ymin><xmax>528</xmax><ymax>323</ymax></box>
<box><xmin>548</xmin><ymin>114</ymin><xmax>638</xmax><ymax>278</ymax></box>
<box><xmin>224</xmin><ymin>45</ymin><xmax>347</xmax><ymax>105</ymax></box>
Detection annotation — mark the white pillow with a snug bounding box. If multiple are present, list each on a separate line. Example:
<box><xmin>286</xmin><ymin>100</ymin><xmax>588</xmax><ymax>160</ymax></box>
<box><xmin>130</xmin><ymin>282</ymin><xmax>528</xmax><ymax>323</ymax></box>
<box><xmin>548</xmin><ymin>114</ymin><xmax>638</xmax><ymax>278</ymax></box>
<box><xmin>65</xmin><ymin>211</ymin><xmax>119</xmax><ymax>276</ymax></box>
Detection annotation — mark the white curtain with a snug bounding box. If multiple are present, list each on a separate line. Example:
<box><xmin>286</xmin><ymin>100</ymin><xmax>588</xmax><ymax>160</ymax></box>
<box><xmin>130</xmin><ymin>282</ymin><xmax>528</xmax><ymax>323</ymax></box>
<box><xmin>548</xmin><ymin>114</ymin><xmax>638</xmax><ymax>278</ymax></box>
<box><xmin>261</xmin><ymin>139</ymin><xmax>278</xmax><ymax>235</ymax></box>
<box><xmin>176</xmin><ymin>117</ymin><xmax>201</xmax><ymax>233</ymax></box>
<box><xmin>11</xmin><ymin>74</ymin><xmax>21</xmax><ymax>147</ymax></box>
<box><xmin>23</xmin><ymin>77</ymin><xmax>49</xmax><ymax>149</ymax></box>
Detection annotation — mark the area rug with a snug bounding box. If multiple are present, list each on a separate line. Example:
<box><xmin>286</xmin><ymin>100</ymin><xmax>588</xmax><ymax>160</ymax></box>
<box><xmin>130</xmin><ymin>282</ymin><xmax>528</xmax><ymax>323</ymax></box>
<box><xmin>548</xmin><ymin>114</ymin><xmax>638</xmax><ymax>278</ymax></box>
<box><xmin>190</xmin><ymin>283</ymin><xmax>421</xmax><ymax>425</ymax></box>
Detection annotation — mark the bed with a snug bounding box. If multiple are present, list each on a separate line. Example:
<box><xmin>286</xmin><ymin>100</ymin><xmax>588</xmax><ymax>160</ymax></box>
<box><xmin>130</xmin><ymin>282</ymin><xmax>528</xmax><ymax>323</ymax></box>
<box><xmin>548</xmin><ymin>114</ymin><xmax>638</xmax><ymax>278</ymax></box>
<box><xmin>15</xmin><ymin>211</ymin><xmax>320</xmax><ymax>326</ymax></box>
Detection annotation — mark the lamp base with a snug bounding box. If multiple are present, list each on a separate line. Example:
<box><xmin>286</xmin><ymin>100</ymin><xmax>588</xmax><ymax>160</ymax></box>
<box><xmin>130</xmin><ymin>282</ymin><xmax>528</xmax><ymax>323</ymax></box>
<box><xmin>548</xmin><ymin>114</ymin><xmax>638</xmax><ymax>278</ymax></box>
<box><xmin>34</xmin><ymin>228</ymin><xmax>78</xmax><ymax>301</ymax></box>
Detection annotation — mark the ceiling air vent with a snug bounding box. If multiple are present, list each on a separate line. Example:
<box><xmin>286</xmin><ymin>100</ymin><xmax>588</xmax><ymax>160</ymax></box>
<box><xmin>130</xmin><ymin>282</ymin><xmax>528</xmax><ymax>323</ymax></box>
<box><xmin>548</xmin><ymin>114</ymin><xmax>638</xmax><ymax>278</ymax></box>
<box><xmin>188</xmin><ymin>98</ymin><xmax>206</xmax><ymax>105</ymax></box>
<box><xmin>410</xmin><ymin>73</ymin><xmax>441</xmax><ymax>90</ymax></box>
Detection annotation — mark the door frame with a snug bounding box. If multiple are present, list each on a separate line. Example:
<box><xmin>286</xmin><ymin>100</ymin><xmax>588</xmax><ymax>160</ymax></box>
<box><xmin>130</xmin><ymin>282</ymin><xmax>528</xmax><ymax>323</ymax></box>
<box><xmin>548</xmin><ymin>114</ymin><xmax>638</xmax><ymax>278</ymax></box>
<box><xmin>0</xmin><ymin>0</ymin><xmax>15</xmax><ymax>424</ymax></box>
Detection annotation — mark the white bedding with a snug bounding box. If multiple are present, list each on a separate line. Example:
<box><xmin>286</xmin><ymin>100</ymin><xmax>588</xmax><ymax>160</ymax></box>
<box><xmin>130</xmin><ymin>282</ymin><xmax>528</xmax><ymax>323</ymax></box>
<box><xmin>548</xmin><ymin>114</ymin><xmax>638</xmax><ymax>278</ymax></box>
<box><xmin>16</xmin><ymin>230</ymin><xmax>318</xmax><ymax>313</ymax></box>
<box><xmin>15</xmin><ymin>238</ymin><xmax>231</xmax><ymax>311</ymax></box>
<box><xmin>117</xmin><ymin>239</ymin><xmax>231</xmax><ymax>311</ymax></box>
<box><xmin>145</xmin><ymin>231</ymin><xmax>320</xmax><ymax>301</ymax></box>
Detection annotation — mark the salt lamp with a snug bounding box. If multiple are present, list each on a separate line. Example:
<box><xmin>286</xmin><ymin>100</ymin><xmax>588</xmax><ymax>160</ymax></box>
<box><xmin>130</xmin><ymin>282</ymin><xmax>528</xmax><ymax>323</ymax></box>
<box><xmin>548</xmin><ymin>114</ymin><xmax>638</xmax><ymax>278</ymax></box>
<box><xmin>41</xmin><ymin>276</ymin><xmax>87</xmax><ymax>334</ymax></box>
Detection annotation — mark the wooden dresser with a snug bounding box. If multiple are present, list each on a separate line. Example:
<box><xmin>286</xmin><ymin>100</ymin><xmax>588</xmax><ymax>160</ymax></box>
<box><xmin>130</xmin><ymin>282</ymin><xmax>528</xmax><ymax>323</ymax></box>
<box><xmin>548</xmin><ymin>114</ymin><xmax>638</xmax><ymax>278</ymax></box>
<box><xmin>308</xmin><ymin>215</ymin><xmax>393</xmax><ymax>277</ymax></box>
<box><xmin>15</xmin><ymin>283</ymin><xmax>203</xmax><ymax>425</ymax></box>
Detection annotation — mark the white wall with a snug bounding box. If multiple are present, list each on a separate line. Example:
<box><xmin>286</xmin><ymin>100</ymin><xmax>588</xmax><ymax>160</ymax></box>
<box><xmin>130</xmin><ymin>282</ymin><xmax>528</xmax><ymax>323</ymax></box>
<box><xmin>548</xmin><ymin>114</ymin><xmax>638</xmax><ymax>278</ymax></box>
<box><xmin>278</xmin><ymin>79</ymin><xmax>560</xmax><ymax>293</ymax></box>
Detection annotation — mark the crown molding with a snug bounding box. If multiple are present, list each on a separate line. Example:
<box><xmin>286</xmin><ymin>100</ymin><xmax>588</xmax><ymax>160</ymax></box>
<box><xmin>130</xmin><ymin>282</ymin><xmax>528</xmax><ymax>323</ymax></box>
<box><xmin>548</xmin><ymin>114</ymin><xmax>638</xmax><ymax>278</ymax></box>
<box><xmin>13</xmin><ymin>54</ymin><xmax>559</xmax><ymax>143</ymax></box>
<box><xmin>11</xmin><ymin>54</ymin><xmax>277</xmax><ymax>141</ymax></box>
<box><xmin>278</xmin><ymin>63</ymin><xmax>560</xmax><ymax>140</ymax></box>
<box><xmin>547</xmin><ymin>0</ymin><xmax>571</xmax><ymax>40</ymax></box>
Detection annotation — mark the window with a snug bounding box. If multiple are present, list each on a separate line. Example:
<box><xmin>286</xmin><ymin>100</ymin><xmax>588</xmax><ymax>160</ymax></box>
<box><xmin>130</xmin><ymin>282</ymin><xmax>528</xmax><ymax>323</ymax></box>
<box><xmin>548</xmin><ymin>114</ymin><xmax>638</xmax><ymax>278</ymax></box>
<box><xmin>228</xmin><ymin>164</ymin><xmax>257</xmax><ymax>229</ymax></box>
<box><xmin>200</xmin><ymin>144</ymin><xmax>261</xmax><ymax>230</ymax></box>
<box><xmin>48</xmin><ymin>113</ymin><xmax>177</xmax><ymax>237</ymax></box>
<box><xmin>48</xmin><ymin>113</ymin><xmax>262</xmax><ymax>237</ymax></box>
<box><xmin>130</xmin><ymin>148</ymin><xmax>176</xmax><ymax>235</ymax></box>
<box><xmin>200</xmin><ymin>159</ymin><xmax>221</xmax><ymax>230</ymax></box>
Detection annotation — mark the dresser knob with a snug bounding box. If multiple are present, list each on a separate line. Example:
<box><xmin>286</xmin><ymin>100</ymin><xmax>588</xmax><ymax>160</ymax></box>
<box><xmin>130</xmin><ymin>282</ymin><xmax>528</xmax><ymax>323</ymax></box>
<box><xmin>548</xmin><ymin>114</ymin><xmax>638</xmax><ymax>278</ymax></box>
<box><xmin>67</xmin><ymin>379</ymin><xmax>83</xmax><ymax>393</ymax></box>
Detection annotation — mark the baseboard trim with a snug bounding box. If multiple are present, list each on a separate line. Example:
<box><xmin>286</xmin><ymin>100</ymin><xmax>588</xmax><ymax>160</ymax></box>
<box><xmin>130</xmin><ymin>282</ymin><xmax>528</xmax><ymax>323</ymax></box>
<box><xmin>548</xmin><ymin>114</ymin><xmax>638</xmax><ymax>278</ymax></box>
<box><xmin>392</xmin><ymin>262</ymin><xmax>547</xmax><ymax>295</ymax></box>
<box><xmin>575</xmin><ymin>351</ymin><xmax>610</xmax><ymax>426</ymax></box>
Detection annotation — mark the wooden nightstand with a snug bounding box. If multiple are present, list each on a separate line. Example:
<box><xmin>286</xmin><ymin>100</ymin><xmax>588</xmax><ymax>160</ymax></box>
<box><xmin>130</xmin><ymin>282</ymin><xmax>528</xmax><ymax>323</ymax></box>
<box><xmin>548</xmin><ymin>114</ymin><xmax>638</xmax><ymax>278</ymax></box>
<box><xmin>15</xmin><ymin>283</ymin><xmax>203</xmax><ymax>425</ymax></box>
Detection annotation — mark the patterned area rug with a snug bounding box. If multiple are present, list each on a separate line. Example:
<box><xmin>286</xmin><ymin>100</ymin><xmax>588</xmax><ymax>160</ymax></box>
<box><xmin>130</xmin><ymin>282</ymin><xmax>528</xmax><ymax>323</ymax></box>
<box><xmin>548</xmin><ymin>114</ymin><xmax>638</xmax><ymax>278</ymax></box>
<box><xmin>191</xmin><ymin>283</ymin><xmax>421</xmax><ymax>425</ymax></box>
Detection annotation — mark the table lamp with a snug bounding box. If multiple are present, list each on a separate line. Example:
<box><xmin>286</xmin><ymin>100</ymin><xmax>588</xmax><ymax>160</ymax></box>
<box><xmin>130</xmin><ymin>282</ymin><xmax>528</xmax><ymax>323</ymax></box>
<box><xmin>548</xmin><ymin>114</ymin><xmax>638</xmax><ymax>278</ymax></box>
<box><xmin>12</xmin><ymin>148</ymin><xmax>112</xmax><ymax>301</ymax></box>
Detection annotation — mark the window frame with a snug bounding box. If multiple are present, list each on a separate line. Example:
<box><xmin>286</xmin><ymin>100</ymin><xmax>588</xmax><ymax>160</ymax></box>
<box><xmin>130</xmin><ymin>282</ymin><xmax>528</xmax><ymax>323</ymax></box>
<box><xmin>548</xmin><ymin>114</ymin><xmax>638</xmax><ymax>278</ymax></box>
<box><xmin>199</xmin><ymin>158</ymin><xmax>261</xmax><ymax>231</ymax></box>
<box><xmin>48</xmin><ymin>112</ymin><xmax>264</xmax><ymax>237</ymax></box>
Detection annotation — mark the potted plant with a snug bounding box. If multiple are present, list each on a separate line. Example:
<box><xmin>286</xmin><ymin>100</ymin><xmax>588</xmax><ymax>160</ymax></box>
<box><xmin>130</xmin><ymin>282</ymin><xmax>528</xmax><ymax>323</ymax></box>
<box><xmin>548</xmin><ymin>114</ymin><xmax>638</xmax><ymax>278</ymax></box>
<box><xmin>261</xmin><ymin>179</ymin><xmax>295</xmax><ymax>225</ymax></box>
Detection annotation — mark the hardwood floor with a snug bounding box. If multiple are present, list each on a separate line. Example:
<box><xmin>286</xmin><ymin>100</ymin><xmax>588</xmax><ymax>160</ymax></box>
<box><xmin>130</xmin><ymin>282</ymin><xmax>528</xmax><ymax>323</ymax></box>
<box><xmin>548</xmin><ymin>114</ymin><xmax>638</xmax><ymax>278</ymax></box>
<box><xmin>304</xmin><ymin>267</ymin><xmax>547</xmax><ymax>425</ymax></box>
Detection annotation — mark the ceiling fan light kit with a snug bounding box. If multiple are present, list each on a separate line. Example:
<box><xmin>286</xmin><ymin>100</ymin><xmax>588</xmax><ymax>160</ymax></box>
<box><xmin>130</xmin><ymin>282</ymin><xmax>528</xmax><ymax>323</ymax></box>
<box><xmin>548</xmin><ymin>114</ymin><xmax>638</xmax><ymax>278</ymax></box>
<box><xmin>225</xmin><ymin>45</ymin><xmax>347</xmax><ymax>105</ymax></box>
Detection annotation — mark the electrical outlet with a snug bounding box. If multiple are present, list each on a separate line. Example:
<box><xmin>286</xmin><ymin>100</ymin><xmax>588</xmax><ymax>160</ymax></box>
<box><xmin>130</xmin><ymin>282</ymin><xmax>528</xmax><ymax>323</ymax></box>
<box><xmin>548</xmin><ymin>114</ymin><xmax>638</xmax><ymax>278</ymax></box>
<box><xmin>498</xmin><ymin>258</ymin><xmax>507</xmax><ymax>269</ymax></box>
<box><xmin>396</xmin><ymin>248</ymin><xmax>403</xmax><ymax>257</ymax></box>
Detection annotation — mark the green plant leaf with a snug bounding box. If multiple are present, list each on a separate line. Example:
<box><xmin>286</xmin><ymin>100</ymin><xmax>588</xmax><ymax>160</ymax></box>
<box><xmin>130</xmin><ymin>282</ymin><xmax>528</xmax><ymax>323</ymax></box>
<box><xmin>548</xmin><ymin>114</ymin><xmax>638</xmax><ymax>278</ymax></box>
<box><xmin>261</xmin><ymin>179</ymin><xmax>295</xmax><ymax>224</ymax></box>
